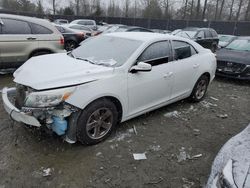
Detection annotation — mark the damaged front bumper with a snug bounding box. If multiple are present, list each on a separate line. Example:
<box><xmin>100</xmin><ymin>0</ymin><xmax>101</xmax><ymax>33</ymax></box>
<box><xmin>2</xmin><ymin>87</ymin><xmax>41</xmax><ymax>127</ymax></box>
<box><xmin>2</xmin><ymin>87</ymin><xmax>79</xmax><ymax>143</ymax></box>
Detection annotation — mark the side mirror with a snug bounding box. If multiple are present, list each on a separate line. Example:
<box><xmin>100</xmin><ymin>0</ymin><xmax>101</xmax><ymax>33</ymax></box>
<box><xmin>130</xmin><ymin>62</ymin><xmax>152</xmax><ymax>73</ymax></box>
<box><xmin>196</xmin><ymin>36</ymin><xmax>202</xmax><ymax>40</ymax></box>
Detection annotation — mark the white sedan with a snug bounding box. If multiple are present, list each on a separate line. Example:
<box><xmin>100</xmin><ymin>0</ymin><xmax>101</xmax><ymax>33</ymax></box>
<box><xmin>2</xmin><ymin>33</ymin><xmax>216</xmax><ymax>145</ymax></box>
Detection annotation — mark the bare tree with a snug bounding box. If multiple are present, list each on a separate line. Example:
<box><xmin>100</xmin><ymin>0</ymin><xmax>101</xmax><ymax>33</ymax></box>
<box><xmin>75</xmin><ymin>0</ymin><xmax>80</xmax><ymax>15</ymax></box>
<box><xmin>218</xmin><ymin>0</ymin><xmax>225</xmax><ymax>20</ymax></box>
<box><xmin>229</xmin><ymin>0</ymin><xmax>235</xmax><ymax>20</ymax></box>
<box><xmin>124</xmin><ymin>0</ymin><xmax>130</xmax><ymax>17</ymax></box>
<box><xmin>190</xmin><ymin>0</ymin><xmax>194</xmax><ymax>19</ymax></box>
<box><xmin>196</xmin><ymin>0</ymin><xmax>201</xmax><ymax>19</ymax></box>
<box><xmin>183</xmin><ymin>0</ymin><xmax>188</xmax><ymax>19</ymax></box>
<box><xmin>214</xmin><ymin>0</ymin><xmax>219</xmax><ymax>20</ymax></box>
<box><xmin>236</xmin><ymin>0</ymin><xmax>244</xmax><ymax>21</ymax></box>
<box><xmin>244</xmin><ymin>0</ymin><xmax>250</xmax><ymax>20</ymax></box>
<box><xmin>202</xmin><ymin>0</ymin><xmax>208</xmax><ymax>20</ymax></box>
<box><xmin>52</xmin><ymin>0</ymin><xmax>56</xmax><ymax>15</ymax></box>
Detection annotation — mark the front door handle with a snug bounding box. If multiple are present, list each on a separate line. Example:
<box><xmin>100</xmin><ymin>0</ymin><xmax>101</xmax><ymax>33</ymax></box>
<box><xmin>27</xmin><ymin>37</ymin><xmax>37</xmax><ymax>40</ymax></box>
<box><xmin>164</xmin><ymin>72</ymin><xmax>173</xmax><ymax>78</ymax></box>
<box><xmin>193</xmin><ymin>64</ymin><xmax>200</xmax><ymax>69</ymax></box>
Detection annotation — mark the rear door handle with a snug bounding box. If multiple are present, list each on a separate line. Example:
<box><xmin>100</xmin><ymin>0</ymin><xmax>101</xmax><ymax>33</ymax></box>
<box><xmin>164</xmin><ymin>72</ymin><xmax>173</xmax><ymax>78</ymax></box>
<box><xmin>27</xmin><ymin>37</ymin><xmax>37</xmax><ymax>40</ymax></box>
<box><xmin>193</xmin><ymin>64</ymin><xmax>200</xmax><ymax>69</ymax></box>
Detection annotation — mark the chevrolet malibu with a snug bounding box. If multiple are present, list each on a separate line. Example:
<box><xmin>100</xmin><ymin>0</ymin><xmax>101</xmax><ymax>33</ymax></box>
<box><xmin>2</xmin><ymin>33</ymin><xmax>216</xmax><ymax>145</ymax></box>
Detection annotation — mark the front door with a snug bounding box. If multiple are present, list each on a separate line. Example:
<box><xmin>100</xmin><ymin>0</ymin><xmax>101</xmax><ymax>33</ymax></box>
<box><xmin>127</xmin><ymin>41</ymin><xmax>174</xmax><ymax>116</ymax></box>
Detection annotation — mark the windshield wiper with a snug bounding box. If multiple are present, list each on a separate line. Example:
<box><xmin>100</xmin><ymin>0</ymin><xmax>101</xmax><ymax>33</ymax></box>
<box><xmin>75</xmin><ymin>57</ymin><xmax>96</xmax><ymax>64</ymax></box>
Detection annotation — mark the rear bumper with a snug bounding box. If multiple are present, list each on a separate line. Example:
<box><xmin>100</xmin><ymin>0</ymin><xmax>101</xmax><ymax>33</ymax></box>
<box><xmin>2</xmin><ymin>87</ymin><xmax>41</xmax><ymax>127</ymax></box>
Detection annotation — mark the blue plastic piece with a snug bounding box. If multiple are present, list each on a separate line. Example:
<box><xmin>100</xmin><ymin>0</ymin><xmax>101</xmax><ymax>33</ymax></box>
<box><xmin>51</xmin><ymin>116</ymin><xmax>68</xmax><ymax>136</ymax></box>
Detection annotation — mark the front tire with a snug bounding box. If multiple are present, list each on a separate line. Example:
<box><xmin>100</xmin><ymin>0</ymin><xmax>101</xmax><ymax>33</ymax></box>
<box><xmin>190</xmin><ymin>75</ymin><xmax>209</xmax><ymax>102</ymax></box>
<box><xmin>76</xmin><ymin>99</ymin><xmax>118</xmax><ymax>145</ymax></box>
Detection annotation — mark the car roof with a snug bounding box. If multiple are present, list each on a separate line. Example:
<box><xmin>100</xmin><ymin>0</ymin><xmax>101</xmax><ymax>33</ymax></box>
<box><xmin>106</xmin><ymin>32</ymin><xmax>186</xmax><ymax>42</ymax></box>
<box><xmin>0</xmin><ymin>14</ymin><xmax>59</xmax><ymax>33</ymax></box>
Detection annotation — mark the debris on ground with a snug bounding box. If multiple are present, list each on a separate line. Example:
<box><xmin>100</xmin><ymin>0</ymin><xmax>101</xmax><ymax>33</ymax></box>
<box><xmin>133</xmin><ymin>125</ymin><xmax>138</xmax><ymax>135</ymax></box>
<box><xmin>210</xmin><ymin>97</ymin><xmax>219</xmax><ymax>101</ymax></box>
<box><xmin>190</xmin><ymin>154</ymin><xmax>203</xmax><ymax>159</ymax></box>
<box><xmin>96</xmin><ymin>152</ymin><xmax>103</xmax><ymax>157</ymax></box>
<box><xmin>146</xmin><ymin>177</ymin><xmax>163</xmax><ymax>185</ymax></box>
<box><xmin>177</xmin><ymin>147</ymin><xmax>190</xmax><ymax>162</ymax></box>
<box><xmin>217</xmin><ymin>114</ymin><xmax>228</xmax><ymax>119</ymax></box>
<box><xmin>182</xmin><ymin>177</ymin><xmax>195</xmax><ymax>188</ymax></box>
<box><xmin>164</xmin><ymin>111</ymin><xmax>181</xmax><ymax>118</ymax></box>
<box><xmin>133</xmin><ymin>153</ymin><xmax>147</xmax><ymax>160</ymax></box>
<box><xmin>110</xmin><ymin>144</ymin><xmax>118</xmax><ymax>150</ymax></box>
<box><xmin>200</xmin><ymin>101</ymin><xmax>218</xmax><ymax>108</ymax></box>
<box><xmin>193</xmin><ymin>129</ymin><xmax>200</xmax><ymax>136</ymax></box>
<box><xmin>164</xmin><ymin>111</ymin><xmax>188</xmax><ymax>121</ymax></box>
<box><xmin>108</xmin><ymin>131</ymin><xmax>132</xmax><ymax>142</ymax></box>
<box><xmin>148</xmin><ymin>145</ymin><xmax>161</xmax><ymax>152</ymax></box>
<box><xmin>42</xmin><ymin>168</ymin><xmax>53</xmax><ymax>177</ymax></box>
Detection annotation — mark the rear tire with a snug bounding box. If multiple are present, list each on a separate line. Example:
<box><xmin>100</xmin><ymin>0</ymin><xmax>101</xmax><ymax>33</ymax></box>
<box><xmin>189</xmin><ymin>75</ymin><xmax>209</xmax><ymax>102</ymax></box>
<box><xmin>76</xmin><ymin>99</ymin><xmax>118</xmax><ymax>145</ymax></box>
<box><xmin>65</xmin><ymin>41</ymin><xmax>77</xmax><ymax>51</ymax></box>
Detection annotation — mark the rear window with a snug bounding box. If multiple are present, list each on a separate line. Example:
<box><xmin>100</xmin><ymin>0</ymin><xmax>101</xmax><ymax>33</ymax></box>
<box><xmin>30</xmin><ymin>23</ymin><xmax>53</xmax><ymax>34</ymax></box>
<box><xmin>1</xmin><ymin>18</ymin><xmax>31</xmax><ymax>34</ymax></box>
<box><xmin>78</xmin><ymin>20</ymin><xmax>94</xmax><ymax>26</ymax></box>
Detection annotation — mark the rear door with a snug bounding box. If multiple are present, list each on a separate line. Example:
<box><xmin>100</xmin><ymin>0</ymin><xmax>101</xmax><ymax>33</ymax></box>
<box><xmin>204</xmin><ymin>29</ymin><xmax>213</xmax><ymax>49</ymax></box>
<box><xmin>195</xmin><ymin>31</ymin><xmax>208</xmax><ymax>48</ymax></box>
<box><xmin>0</xmin><ymin>17</ymin><xmax>37</xmax><ymax>68</ymax></box>
<box><xmin>170</xmin><ymin>40</ymin><xmax>201</xmax><ymax>98</ymax></box>
<box><xmin>29</xmin><ymin>23</ymin><xmax>61</xmax><ymax>51</ymax></box>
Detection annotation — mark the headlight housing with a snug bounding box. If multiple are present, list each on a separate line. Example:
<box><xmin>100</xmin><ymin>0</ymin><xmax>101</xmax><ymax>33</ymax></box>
<box><xmin>24</xmin><ymin>87</ymin><xmax>75</xmax><ymax>108</ymax></box>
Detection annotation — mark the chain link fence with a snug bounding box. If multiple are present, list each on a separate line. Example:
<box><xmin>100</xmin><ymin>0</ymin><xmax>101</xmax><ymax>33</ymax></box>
<box><xmin>1</xmin><ymin>9</ymin><xmax>250</xmax><ymax>36</ymax></box>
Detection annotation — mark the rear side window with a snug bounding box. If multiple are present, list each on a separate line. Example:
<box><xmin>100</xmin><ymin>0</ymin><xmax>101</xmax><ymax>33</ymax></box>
<box><xmin>138</xmin><ymin>41</ymin><xmax>172</xmax><ymax>66</ymax></box>
<box><xmin>30</xmin><ymin>23</ymin><xmax>53</xmax><ymax>34</ymax></box>
<box><xmin>210</xmin><ymin>29</ymin><xmax>218</xmax><ymax>38</ymax></box>
<box><xmin>172</xmin><ymin>41</ymin><xmax>197</xmax><ymax>60</ymax></box>
<box><xmin>1</xmin><ymin>18</ymin><xmax>31</xmax><ymax>34</ymax></box>
<box><xmin>205</xmin><ymin>30</ymin><xmax>212</xmax><ymax>38</ymax></box>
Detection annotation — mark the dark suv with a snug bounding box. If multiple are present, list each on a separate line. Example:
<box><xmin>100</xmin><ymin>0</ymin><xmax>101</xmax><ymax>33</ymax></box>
<box><xmin>173</xmin><ymin>27</ymin><xmax>219</xmax><ymax>52</ymax></box>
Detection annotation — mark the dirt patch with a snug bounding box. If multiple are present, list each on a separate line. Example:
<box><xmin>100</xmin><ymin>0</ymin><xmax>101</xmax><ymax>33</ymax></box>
<box><xmin>0</xmin><ymin>75</ymin><xmax>249</xmax><ymax>188</ymax></box>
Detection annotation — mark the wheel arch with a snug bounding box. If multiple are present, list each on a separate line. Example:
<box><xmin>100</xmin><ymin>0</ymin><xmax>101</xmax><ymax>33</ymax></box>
<box><xmin>83</xmin><ymin>96</ymin><xmax>123</xmax><ymax>124</ymax></box>
<box><xmin>29</xmin><ymin>48</ymin><xmax>53</xmax><ymax>58</ymax></box>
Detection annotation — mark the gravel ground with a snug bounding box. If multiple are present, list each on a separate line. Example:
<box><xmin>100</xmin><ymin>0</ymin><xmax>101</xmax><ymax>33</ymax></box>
<box><xmin>0</xmin><ymin>74</ymin><xmax>249</xmax><ymax>188</ymax></box>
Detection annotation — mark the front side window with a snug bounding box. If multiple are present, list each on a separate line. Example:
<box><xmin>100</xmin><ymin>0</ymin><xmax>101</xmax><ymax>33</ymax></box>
<box><xmin>205</xmin><ymin>30</ymin><xmax>212</xmax><ymax>38</ymax></box>
<box><xmin>31</xmin><ymin>23</ymin><xmax>53</xmax><ymax>34</ymax></box>
<box><xmin>138</xmin><ymin>41</ymin><xmax>172</xmax><ymax>66</ymax></box>
<box><xmin>172</xmin><ymin>41</ymin><xmax>197</xmax><ymax>60</ymax></box>
<box><xmin>1</xmin><ymin>18</ymin><xmax>31</xmax><ymax>34</ymax></box>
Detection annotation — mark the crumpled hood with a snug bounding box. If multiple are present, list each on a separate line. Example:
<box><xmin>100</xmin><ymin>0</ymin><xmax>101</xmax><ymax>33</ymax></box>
<box><xmin>216</xmin><ymin>48</ymin><xmax>250</xmax><ymax>65</ymax></box>
<box><xmin>14</xmin><ymin>53</ymin><xmax>114</xmax><ymax>90</ymax></box>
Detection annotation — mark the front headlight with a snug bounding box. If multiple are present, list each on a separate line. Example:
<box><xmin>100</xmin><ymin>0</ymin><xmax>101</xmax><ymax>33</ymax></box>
<box><xmin>24</xmin><ymin>87</ymin><xmax>75</xmax><ymax>108</ymax></box>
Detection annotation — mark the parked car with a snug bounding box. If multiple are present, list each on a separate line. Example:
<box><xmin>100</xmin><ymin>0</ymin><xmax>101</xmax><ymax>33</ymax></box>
<box><xmin>0</xmin><ymin>14</ymin><xmax>65</xmax><ymax>69</ymax></box>
<box><xmin>2</xmin><ymin>33</ymin><xmax>216</xmax><ymax>145</ymax></box>
<box><xmin>55</xmin><ymin>25</ymin><xmax>85</xmax><ymax>51</ymax></box>
<box><xmin>152</xmin><ymin>29</ymin><xmax>171</xmax><ymax>34</ymax></box>
<box><xmin>173</xmin><ymin>27</ymin><xmax>219</xmax><ymax>52</ymax></box>
<box><xmin>70</xmin><ymin>19</ymin><xmax>97</xmax><ymax>30</ymax></box>
<box><xmin>53</xmin><ymin>19</ymin><xmax>69</xmax><ymax>25</ymax></box>
<box><xmin>64</xmin><ymin>24</ymin><xmax>93</xmax><ymax>38</ymax></box>
<box><xmin>206</xmin><ymin>123</ymin><xmax>250</xmax><ymax>188</ymax></box>
<box><xmin>216</xmin><ymin>37</ymin><xmax>250</xmax><ymax>80</ymax></box>
<box><xmin>218</xmin><ymin>34</ymin><xmax>237</xmax><ymax>48</ymax></box>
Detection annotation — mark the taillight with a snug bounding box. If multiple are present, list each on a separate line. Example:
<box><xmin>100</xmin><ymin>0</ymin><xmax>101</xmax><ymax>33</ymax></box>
<box><xmin>60</xmin><ymin>37</ymin><xmax>64</xmax><ymax>45</ymax></box>
<box><xmin>77</xmin><ymin>32</ymin><xmax>85</xmax><ymax>38</ymax></box>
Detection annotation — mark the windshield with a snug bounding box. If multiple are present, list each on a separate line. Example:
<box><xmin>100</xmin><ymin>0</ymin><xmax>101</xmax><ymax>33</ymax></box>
<box><xmin>71</xmin><ymin>36</ymin><xmax>142</xmax><ymax>67</ymax></box>
<box><xmin>225</xmin><ymin>39</ymin><xmax>250</xmax><ymax>51</ymax></box>
<box><xmin>219</xmin><ymin>35</ymin><xmax>234</xmax><ymax>42</ymax></box>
